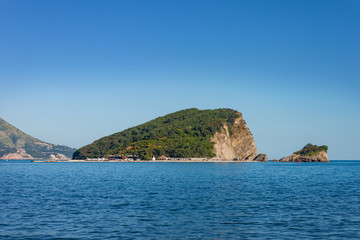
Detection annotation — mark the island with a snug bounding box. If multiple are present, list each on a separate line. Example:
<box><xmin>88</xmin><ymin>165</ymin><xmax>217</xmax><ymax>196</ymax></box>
<box><xmin>275</xmin><ymin>143</ymin><xmax>329</xmax><ymax>162</ymax></box>
<box><xmin>73</xmin><ymin>108</ymin><xmax>267</xmax><ymax>162</ymax></box>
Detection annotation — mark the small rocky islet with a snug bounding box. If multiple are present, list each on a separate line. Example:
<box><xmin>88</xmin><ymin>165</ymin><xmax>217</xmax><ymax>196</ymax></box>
<box><xmin>275</xmin><ymin>143</ymin><xmax>329</xmax><ymax>162</ymax></box>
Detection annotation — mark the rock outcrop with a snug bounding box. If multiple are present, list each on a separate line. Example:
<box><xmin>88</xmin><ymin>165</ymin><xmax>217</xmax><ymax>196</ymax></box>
<box><xmin>1</xmin><ymin>149</ymin><xmax>33</xmax><ymax>160</ymax></box>
<box><xmin>279</xmin><ymin>143</ymin><xmax>329</xmax><ymax>162</ymax></box>
<box><xmin>253</xmin><ymin>153</ymin><xmax>268</xmax><ymax>162</ymax></box>
<box><xmin>211</xmin><ymin>114</ymin><xmax>258</xmax><ymax>161</ymax></box>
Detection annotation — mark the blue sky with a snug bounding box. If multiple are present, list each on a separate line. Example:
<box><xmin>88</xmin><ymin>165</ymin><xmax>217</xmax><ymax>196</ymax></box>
<box><xmin>0</xmin><ymin>0</ymin><xmax>359</xmax><ymax>159</ymax></box>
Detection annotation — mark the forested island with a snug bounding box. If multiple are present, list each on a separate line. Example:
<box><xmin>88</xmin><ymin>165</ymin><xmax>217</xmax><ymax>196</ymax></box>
<box><xmin>73</xmin><ymin>108</ymin><xmax>263</xmax><ymax>161</ymax></box>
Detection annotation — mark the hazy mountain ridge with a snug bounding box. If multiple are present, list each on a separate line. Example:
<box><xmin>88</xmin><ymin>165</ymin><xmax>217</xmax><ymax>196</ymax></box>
<box><xmin>0</xmin><ymin>118</ymin><xmax>76</xmax><ymax>159</ymax></box>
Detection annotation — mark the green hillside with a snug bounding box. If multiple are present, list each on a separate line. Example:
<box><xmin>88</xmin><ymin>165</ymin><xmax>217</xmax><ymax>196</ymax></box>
<box><xmin>0</xmin><ymin>117</ymin><xmax>76</xmax><ymax>159</ymax></box>
<box><xmin>73</xmin><ymin>108</ymin><xmax>240</xmax><ymax>160</ymax></box>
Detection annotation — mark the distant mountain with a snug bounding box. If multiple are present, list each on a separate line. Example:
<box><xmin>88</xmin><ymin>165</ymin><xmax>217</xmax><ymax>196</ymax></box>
<box><xmin>0</xmin><ymin>118</ymin><xmax>76</xmax><ymax>159</ymax></box>
<box><xmin>73</xmin><ymin>108</ymin><xmax>260</xmax><ymax>161</ymax></box>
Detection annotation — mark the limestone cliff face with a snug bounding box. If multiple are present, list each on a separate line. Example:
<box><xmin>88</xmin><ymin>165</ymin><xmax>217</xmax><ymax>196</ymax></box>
<box><xmin>279</xmin><ymin>151</ymin><xmax>328</xmax><ymax>162</ymax></box>
<box><xmin>211</xmin><ymin>114</ymin><xmax>258</xmax><ymax>161</ymax></box>
<box><xmin>253</xmin><ymin>153</ymin><xmax>268</xmax><ymax>162</ymax></box>
<box><xmin>2</xmin><ymin>148</ymin><xmax>33</xmax><ymax>159</ymax></box>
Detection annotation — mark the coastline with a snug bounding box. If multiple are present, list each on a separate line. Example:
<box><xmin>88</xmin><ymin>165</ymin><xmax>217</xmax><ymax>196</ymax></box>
<box><xmin>31</xmin><ymin>159</ymin><xmax>265</xmax><ymax>163</ymax></box>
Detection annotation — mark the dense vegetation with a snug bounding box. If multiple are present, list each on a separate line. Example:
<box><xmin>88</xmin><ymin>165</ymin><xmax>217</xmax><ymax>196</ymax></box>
<box><xmin>294</xmin><ymin>143</ymin><xmax>328</xmax><ymax>156</ymax></box>
<box><xmin>73</xmin><ymin>108</ymin><xmax>240</xmax><ymax>160</ymax></box>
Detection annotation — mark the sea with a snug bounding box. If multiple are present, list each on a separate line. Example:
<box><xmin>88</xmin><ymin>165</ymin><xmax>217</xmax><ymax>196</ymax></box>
<box><xmin>0</xmin><ymin>160</ymin><xmax>359</xmax><ymax>240</ymax></box>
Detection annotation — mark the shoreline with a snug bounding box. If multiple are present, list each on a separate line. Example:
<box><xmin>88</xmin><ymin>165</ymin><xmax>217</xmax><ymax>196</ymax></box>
<box><xmin>31</xmin><ymin>159</ymin><xmax>265</xmax><ymax>163</ymax></box>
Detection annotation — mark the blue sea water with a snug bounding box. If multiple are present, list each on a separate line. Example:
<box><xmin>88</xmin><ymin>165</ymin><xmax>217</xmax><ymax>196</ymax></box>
<box><xmin>0</xmin><ymin>161</ymin><xmax>359</xmax><ymax>239</ymax></box>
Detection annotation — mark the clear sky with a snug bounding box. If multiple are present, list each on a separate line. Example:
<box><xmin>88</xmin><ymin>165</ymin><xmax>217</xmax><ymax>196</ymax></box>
<box><xmin>0</xmin><ymin>0</ymin><xmax>359</xmax><ymax>159</ymax></box>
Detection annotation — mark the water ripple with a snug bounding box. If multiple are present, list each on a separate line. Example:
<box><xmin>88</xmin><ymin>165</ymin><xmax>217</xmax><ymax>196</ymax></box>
<box><xmin>0</xmin><ymin>161</ymin><xmax>359</xmax><ymax>239</ymax></box>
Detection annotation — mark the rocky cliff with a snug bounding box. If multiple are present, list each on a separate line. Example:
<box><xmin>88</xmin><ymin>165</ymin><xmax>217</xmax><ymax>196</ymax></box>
<box><xmin>278</xmin><ymin>143</ymin><xmax>329</xmax><ymax>162</ymax></box>
<box><xmin>211</xmin><ymin>114</ymin><xmax>258</xmax><ymax>161</ymax></box>
<box><xmin>0</xmin><ymin>117</ymin><xmax>76</xmax><ymax>159</ymax></box>
<box><xmin>253</xmin><ymin>153</ymin><xmax>268</xmax><ymax>162</ymax></box>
